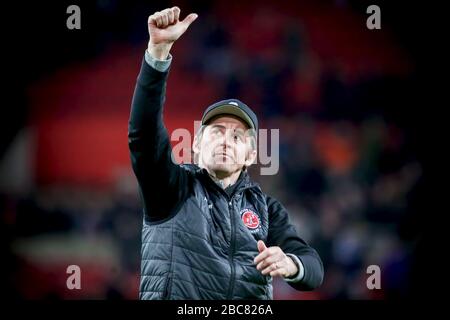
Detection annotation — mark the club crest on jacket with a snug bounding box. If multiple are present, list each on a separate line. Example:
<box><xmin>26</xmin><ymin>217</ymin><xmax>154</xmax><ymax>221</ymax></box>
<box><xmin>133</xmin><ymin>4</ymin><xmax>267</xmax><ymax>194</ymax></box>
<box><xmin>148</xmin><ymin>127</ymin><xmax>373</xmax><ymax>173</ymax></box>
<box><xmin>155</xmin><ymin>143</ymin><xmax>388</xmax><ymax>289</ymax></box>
<box><xmin>240</xmin><ymin>208</ymin><xmax>261</xmax><ymax>232</ymax></box>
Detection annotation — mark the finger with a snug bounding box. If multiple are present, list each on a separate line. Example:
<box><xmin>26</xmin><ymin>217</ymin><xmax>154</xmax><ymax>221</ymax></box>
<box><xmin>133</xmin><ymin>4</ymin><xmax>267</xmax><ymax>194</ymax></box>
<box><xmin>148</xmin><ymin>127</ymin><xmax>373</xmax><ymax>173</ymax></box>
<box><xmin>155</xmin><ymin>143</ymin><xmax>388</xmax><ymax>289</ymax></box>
<box><xmin>262</xmin><ymin>262</ymin><xmax>279</xmax><ymax>275</ymax></box>
<box><xmin>167</xmin><ymin>8</ymin><xmax>174</xmax><ymax>24</ymax></box>
<box><xmin>161</xmin><ymin>12</ymin><xmax>169</xmax><ymax>27</ymax></box>
<box><xmin>257</xmin><ymin>240</ymin><xmax>267</xmax><ymax>253</ymax></box>
<box><xmin>173</xmin><ymin>6</ymin><xmax>180</xmax><ymax>21</ymax></box>
<box><xmin>256</xmin><ymin>254</ymin><xmax>279</xmax><ymax>271</ymax></box>
<box><xmin>180</xmin><ymin>13</ymin><xmax>198</xmax><ymax>28</ymax></box>
<box><xmin>254</xmin><ymin>246</ymin><xmax>280</xmax><ymax>265</ymax></box>
<box><xmin>254</xmin><ymin>249</ymin><xmax>270</xmax><ymax>265</ymax></box>
<box><xmin>254</xmin><ymin>241</ymin><xmax>269</xmax><ymax>264</ymax></box>
<box><xmin>148</xmin><ymin>13</ymin><xmax>158</xmax><ymax>26</ymax></box>
<box><xmin>270</xmin><ymin>267</ymin><xmax>288</xmax><ymax>278</ymax></box>
<box><xmin>257</xmin><ymin>253</ymin><xmax>281</xmax><ymax>270</ymax></box>
<box><xmin>155</xmin><ymin>14</ymin><xmax>163</xmax><ymax>28</ymax></box>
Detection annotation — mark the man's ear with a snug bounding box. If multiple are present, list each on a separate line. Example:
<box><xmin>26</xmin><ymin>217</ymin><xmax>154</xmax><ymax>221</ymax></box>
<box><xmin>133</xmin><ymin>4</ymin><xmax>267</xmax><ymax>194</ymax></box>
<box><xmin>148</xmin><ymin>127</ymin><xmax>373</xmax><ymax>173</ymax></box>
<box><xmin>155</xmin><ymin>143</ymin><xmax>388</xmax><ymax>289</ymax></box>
<box><xmin>192</xmin><ymin>133</ymin><xmax>201</xmax><ymax>154</ymax></box>
<box><xmin>244</xmin><ymin>149</ymin><xmax>257</xmax><ymax>167</ymax></box>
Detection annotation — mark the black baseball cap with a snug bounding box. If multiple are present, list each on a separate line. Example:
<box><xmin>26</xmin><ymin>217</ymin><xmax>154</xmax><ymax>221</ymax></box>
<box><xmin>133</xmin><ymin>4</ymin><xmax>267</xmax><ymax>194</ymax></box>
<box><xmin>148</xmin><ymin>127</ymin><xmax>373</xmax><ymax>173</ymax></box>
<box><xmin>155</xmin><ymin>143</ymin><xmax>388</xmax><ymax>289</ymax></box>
<box><xmin>201</xmin><ymin>98</ymin><xmax>258</xmax><ymax>132</ymax></box>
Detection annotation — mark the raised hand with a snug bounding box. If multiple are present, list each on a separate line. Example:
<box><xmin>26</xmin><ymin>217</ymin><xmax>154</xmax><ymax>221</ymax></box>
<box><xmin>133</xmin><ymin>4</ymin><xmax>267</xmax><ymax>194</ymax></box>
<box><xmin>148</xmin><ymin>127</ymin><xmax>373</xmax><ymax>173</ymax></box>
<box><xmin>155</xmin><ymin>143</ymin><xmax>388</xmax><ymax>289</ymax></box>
<box><xmin>147</xmin><ymin>6</ymin><xmax>198</xmax><ymax>60</ymax></box>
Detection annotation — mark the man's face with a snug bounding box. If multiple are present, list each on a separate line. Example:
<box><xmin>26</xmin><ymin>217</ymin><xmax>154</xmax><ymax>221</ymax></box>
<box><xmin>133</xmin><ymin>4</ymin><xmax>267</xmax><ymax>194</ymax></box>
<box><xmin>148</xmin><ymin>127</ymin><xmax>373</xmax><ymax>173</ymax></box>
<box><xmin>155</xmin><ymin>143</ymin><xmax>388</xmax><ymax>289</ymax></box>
<box><xmin>194</xmin><ymin>115</ymin><xmax>257</xmax><ymax>177</ymax></box>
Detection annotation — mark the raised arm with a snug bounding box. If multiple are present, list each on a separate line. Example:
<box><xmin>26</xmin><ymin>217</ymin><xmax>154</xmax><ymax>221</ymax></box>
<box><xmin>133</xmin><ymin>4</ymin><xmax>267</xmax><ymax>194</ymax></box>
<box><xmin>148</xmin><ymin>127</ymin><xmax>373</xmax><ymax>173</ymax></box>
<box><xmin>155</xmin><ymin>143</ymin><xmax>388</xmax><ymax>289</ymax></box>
<box><xmin>128</xmin><ymin>7</ymin><xmax>198</xmax><ymax>222</ymax></box>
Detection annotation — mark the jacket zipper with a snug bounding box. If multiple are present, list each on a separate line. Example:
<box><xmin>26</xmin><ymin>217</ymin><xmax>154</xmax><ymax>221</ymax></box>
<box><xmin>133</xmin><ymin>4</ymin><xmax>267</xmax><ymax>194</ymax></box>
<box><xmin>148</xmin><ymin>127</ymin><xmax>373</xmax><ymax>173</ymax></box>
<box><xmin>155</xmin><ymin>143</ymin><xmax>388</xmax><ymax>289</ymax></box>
<box><xmin>226</xmin><ymin>199</ymin><xmax>236</xmax><ymax>299</ymax></box>
<box><xmin>200</xmin><ymin>170</ymin><xmax>257</xmax><ymax>299</ymax></box>
<box><xmin>163</xmin><ymin>273</ymin><xmax>172</xmax><ymax>300</ymax></box>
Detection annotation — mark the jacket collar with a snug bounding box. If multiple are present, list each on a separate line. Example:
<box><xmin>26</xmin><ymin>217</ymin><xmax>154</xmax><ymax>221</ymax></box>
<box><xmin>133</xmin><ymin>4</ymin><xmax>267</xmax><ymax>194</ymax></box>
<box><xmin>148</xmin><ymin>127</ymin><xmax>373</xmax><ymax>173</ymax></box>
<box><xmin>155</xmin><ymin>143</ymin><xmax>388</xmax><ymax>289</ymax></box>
<box><xmin>192</xmin><ymin>165</ymin><xmax>258</xmax><ymax>194</ymax></box>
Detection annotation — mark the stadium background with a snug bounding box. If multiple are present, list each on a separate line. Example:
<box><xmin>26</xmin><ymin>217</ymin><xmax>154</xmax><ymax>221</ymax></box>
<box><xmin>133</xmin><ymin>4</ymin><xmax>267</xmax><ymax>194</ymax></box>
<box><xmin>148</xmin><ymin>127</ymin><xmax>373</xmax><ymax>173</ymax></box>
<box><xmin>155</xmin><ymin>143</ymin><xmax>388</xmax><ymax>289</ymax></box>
<box><xmin>1</xmin><ymin>0</ymin><xmax>429</xmax><ymax>299</ymax></box>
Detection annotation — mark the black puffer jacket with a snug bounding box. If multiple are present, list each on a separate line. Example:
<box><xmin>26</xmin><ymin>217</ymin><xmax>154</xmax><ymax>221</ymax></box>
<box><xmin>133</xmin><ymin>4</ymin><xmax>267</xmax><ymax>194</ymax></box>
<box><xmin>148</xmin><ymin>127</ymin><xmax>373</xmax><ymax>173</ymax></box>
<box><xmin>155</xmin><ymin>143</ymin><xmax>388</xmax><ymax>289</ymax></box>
<box><xmin>128</xmin><ymin>56</ymin><xmax>324</xmax><ymax>300</ymax></box>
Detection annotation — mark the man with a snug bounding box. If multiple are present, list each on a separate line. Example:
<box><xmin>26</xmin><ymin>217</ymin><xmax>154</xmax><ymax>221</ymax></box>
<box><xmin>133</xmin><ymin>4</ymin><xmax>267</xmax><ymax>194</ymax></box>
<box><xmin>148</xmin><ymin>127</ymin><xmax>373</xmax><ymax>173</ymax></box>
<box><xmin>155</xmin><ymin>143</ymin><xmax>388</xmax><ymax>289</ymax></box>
<box><xmin>128</xmin><ymin>6</ymin><xmax>324</xmax><ymax>300</ymax></box>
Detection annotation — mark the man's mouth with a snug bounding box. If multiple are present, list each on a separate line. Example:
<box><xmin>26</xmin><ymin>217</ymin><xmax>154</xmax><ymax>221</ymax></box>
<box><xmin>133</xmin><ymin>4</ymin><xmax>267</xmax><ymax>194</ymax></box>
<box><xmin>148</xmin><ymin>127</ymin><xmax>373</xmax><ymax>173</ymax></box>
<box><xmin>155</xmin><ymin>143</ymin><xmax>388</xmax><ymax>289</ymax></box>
<box><xmin>214</xmin><ymin>152</ymin><xmax>233</xmax><ymax>159</ymax></box>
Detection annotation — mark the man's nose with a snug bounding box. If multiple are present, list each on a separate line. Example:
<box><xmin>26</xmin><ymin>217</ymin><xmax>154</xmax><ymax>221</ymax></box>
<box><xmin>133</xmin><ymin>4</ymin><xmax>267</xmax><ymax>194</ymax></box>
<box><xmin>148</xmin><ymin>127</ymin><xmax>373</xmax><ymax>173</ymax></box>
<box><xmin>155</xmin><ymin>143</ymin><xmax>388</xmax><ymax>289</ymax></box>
<box><xmin>218</xmin><ymin>139</ymin><xmax>233</xmax><ymax>151</ymax></box>
<box><xmin>223</xmin><ymin>132</ymin><xmax>236</xmax><ymax>149</ymax></box>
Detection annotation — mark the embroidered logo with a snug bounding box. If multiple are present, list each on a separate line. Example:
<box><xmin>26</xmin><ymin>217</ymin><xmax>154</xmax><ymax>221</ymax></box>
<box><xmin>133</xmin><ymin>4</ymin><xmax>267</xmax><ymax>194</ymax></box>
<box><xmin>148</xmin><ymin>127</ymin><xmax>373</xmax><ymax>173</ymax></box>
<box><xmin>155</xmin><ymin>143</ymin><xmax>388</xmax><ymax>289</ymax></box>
<box><xmin>240</xmin><ymin>208</ymin><xmax>260</xmax><ymax>231</ymax></box>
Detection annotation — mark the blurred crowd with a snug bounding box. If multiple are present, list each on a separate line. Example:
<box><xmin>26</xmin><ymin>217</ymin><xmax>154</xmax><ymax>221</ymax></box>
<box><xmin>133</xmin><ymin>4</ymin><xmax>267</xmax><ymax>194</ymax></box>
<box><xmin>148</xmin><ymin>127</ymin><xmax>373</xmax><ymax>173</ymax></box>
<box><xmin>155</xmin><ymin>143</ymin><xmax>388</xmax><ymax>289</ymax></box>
<box><xmin>1</xmin><ymin>0</ymin><xmax>424</xmax><ymax>299</ymax></box>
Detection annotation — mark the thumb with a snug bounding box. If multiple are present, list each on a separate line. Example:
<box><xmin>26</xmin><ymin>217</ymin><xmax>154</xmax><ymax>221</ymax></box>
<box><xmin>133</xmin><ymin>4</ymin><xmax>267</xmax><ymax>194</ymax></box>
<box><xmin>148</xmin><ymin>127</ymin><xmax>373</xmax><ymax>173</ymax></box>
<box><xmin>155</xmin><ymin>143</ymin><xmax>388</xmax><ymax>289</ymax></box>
<box><xmin>257</xmin><ymin>240</ymin><xmax>267</xmax><ymax>253</ymax></box>
<box><xmin>180</xmin><ymin>13</ymin><xmax>198</xmax><ymax>28</ymax></box>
